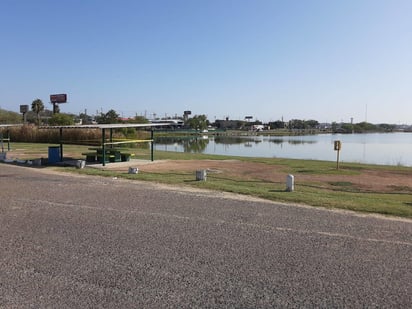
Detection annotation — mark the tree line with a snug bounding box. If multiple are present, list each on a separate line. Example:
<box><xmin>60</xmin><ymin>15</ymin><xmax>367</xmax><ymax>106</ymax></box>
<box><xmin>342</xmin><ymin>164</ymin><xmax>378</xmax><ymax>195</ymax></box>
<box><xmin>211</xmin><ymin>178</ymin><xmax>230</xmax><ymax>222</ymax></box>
<box><xmin>0</xmin><ymin>99</ymin><xmax>400</xmax><ymax>133</ymax></box>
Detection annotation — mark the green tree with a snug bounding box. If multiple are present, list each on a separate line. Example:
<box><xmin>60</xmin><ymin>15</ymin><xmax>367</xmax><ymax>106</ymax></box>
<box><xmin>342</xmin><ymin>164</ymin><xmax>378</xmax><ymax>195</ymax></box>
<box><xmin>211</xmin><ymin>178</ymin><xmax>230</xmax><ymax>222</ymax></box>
<box><xmin>268</xmin><ymin>120</ymin><xmax>285</xmax><ymax>129</ymax></box>
<box><xmin>378</xmin><ymin>123</ymin><xmax>395</xmax><ymax>132</ymax></box>
<box><xmin>354</xmin><ymin>122</ymin><xmax>376</xmax><ymax>133</ymax></box>
<box><xmin>304</xmin><ymin>120</ymin><xmax>319</xmax><ymax>129</ymax></box>
<box><xmin>96</xmin><ymin>109</ymin><xmax>120</xmax><ymax>124</ymax></box>
<box><xmin>31</xmin><ymin>99</ymin><xmax>44</xmax><ymax>125</ymax></box>
<box><xmin>288</xmin><ymin>119</ymin><xmax>305</xmax><ymax>130</ymax></box>
<box><xmin>48</xmin><ymin>113</ymin><xmax>75</xmax><ymax>126</ymax></box>
<box><xmin>341</xmin><ymin>123</ymin><xmax>354</xmax><ymax>133</ymax></box>
<box><xmin>106</xmin><ymin>109</ymin><xmax>120</xmax><ymax>123</ymax></box>
<box><xmin>186</xmin><ymin>114</ymin><xmax>208</xmax><ymax>131</ymax></box>
<box><xmin>79</xmin><ymin>112</ymin><xmax>89</xmax><ymax>124</ymax></box>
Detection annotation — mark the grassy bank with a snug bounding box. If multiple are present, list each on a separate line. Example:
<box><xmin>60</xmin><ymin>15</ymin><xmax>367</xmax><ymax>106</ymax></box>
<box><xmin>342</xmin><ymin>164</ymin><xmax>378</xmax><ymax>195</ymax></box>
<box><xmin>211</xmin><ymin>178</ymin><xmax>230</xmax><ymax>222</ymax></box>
<box><xmin>4</xmin><ymin>143</ymin><xmax>412</xmax><ymax>218</ymax></box>
<box><xmin>83</xmin><ymin>150</ymin><xmax>412</xmax><ymax>218</ymax></box>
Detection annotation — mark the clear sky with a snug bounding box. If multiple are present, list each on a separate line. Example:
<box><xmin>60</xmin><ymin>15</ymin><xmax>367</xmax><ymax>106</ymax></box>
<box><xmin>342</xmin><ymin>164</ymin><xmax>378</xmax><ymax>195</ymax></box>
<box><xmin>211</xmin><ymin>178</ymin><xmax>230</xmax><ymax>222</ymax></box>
<box><xmin>1</xmin><ymin>0</ymin><xmax>411</xmax><ymax>124</ymax></box>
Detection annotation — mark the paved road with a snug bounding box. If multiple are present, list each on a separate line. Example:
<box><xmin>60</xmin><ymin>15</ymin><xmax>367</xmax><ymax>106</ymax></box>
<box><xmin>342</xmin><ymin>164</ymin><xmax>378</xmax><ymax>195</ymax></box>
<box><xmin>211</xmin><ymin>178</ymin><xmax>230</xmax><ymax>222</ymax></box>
<box><xmin>0</xmin><ymin>164</ymin><xmax>411</xmax><ymax>308</ymax></box>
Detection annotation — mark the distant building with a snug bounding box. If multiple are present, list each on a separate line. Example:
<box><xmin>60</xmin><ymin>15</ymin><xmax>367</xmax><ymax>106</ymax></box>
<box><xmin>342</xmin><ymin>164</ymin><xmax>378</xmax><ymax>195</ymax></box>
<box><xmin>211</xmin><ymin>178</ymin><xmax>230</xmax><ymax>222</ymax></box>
<box><xmin>252</xmin><ymin>124</ymin><xmax>264</xmax><ymax>132</ymax></box>
<box><xmin>215</xmin><ymin>119</ymin><xmax>242</xmax><ymax>130</ymax></box>
<box><xmin>150</xmin><ymin>119</ymin><xmax>184</xmax><ymax>129</ymax></box>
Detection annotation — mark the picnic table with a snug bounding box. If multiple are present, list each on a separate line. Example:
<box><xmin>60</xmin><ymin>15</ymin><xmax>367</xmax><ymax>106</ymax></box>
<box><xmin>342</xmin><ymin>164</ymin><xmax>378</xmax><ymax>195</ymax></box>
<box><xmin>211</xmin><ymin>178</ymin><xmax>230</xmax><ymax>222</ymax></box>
<box><xmin>82</xmin><ymin>148</ymin><xmax>134</xmax><ymax>163</ymax></box>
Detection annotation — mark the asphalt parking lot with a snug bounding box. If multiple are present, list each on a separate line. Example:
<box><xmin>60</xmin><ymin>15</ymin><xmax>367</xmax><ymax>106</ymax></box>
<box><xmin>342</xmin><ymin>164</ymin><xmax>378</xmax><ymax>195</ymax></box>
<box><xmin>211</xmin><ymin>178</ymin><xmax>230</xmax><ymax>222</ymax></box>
<box><xmin>0</xmin><ymin>163</ymin><xmax>411</xmax><ymax>308</ymax></box>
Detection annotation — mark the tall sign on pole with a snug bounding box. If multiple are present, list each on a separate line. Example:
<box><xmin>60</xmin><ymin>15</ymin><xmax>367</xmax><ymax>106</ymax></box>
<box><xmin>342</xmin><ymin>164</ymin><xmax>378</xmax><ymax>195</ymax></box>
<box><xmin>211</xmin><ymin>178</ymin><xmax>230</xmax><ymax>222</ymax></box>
<box><xmin>183</xmin><ymin>110</ymin><xmax>191</xmax><ymax>122</ymax></box>
<box><xmin>20</xmin><ymin>105</ymin><xmax>29</xmax><ymax>123</ymax></box>
<box><xmin>50</xmin><ymin>94</ymin><xmax>67</xmax><ymax>114</ymax></box>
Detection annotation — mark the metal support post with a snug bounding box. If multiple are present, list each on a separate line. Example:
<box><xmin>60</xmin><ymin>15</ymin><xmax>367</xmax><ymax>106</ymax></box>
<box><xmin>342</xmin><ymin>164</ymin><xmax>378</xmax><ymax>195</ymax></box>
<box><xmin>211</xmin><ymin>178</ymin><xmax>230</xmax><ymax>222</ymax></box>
<box><xmin>151</xmin><ymin>129</ymin><xmax>154</xmax><ymax>161</ymax></box>
<box><xmin>59</xmin><ymin>128</ymin><xmax>63</xmax><ymax>161</ymax></box>
<box><xmin>102</xmin><ymin>128</ymin><xmax>106</xmax><ymax>166</ymax></box>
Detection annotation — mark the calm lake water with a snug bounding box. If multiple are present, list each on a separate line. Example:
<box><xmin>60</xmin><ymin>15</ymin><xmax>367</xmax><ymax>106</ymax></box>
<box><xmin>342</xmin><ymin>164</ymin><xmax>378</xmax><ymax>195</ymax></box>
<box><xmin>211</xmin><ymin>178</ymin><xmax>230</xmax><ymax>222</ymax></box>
<box><xmin>154</xmin><ymin>132</ymin><xmax>412</xmax><ymax>167</ymax></box>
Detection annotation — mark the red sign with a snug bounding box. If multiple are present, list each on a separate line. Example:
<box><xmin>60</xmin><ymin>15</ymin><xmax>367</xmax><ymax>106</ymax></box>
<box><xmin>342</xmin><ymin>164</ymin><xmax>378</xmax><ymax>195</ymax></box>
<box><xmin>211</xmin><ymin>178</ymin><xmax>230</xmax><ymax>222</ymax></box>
<box><xmin>50</xmin><ymin>94</ymin><xmax>67</xmax><ymax>103</ymax></box>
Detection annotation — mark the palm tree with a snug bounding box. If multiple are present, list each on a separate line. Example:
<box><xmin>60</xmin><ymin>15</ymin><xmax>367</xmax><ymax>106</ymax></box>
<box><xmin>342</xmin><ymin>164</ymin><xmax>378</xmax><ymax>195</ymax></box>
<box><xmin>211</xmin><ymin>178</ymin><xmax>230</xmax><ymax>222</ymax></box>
<box><xmin>31</xmin><ymin>99</ymin><xmax>44</xmax><ymax>125</ymax></box>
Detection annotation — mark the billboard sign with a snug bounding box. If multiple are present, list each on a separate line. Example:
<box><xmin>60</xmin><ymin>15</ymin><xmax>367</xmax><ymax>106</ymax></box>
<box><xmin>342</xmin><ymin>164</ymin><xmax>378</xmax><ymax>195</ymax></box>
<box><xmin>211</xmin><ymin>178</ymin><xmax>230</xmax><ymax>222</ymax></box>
<box><xmin>50</xmin><ymin>93</ymin><xmax>67</xmax><ymax>103</ymax></box>
<box><xmin>20</xmin><ymin>105</ymin><xmax>29</xmax><ymax>113</ymax></box>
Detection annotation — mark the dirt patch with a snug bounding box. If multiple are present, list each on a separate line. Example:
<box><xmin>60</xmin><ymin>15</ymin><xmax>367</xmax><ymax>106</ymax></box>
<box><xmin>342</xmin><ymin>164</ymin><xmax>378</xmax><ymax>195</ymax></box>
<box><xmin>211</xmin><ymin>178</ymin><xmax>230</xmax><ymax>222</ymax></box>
<box><xmin>108</xmin><ymin>159</ymin><xmax>412</xmax><ymax>194</ymax></box>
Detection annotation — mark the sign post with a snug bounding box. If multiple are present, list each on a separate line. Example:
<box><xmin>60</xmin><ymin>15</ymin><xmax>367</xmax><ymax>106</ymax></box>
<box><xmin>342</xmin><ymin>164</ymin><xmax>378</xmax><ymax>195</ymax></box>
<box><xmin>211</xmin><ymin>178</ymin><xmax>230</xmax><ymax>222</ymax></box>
<box><xmin>20</xmin><ymin>105</ymin><xmax>29</xmax><ymax>123</ymax></box>
<box><xmin>334</xmin><ymin>140</ymin><xmax>342</xmax><ymax>169</ymax></box>
<box><xmin>50</xmin><ymin>94</ymin><xmax>67</xmax><ymax>114</ymax></box>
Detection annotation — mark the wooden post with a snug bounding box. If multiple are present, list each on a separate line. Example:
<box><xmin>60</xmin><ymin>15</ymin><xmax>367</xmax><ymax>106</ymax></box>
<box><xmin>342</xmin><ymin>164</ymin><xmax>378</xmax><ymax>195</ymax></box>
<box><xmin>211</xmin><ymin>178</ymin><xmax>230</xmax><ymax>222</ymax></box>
<box><xmin>336</xmin><ymin>149</ymin><xmax>340</xmax><ymax>170</ymax></box>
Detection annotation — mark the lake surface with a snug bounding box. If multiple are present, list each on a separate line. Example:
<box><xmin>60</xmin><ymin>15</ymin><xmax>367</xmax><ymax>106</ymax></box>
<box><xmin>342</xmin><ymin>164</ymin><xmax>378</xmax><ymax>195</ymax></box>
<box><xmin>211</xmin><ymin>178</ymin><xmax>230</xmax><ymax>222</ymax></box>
<box><xmin>154</xmin><ymin>132</ymin><xmax>412</xmax><ymax>167</ymax></box>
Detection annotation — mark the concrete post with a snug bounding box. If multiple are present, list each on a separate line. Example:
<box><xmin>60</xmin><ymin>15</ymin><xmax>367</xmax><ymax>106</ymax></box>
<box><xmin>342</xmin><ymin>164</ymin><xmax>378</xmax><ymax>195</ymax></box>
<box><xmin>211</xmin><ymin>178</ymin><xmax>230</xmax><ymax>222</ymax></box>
<box><xmin>196</xmin><ymin>170</ymin><xmax>207</xmax><ymax>181</ymax></box>
<box><xmin>286</xmin><ymin>174</ymin><xmax>294</xmax><ymax>192</ymax></box>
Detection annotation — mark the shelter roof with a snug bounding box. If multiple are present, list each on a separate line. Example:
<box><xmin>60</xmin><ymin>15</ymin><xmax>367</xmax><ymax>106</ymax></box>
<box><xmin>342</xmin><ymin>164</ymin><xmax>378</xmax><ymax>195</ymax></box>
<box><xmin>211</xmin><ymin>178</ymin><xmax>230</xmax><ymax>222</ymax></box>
<box><xmin>0</xmin><ymin>124</ymin><xmax>23</xmax><ymax>128</ymax></box>
<box><xmin>39</xmin><ymin>123</ymin><xmax>171</xmax><ymax>129</ymax></box>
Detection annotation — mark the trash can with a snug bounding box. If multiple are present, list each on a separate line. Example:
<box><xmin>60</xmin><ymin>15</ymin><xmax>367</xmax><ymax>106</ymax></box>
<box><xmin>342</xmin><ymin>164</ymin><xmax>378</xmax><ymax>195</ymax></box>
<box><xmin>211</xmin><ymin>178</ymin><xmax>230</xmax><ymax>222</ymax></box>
<box><xmin>48</xmin><ymin>146</ymin><xmax>60</xmax><ymax>164</ymax></box>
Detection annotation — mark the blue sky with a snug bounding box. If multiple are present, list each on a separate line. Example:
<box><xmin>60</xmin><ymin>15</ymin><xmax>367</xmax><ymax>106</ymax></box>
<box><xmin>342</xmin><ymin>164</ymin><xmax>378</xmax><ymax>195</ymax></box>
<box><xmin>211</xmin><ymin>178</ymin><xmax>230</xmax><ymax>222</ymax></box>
<box><xmin>1</xmin><ymin>0</ymin><xmax>411</xmax><ymax>124</ymax></box>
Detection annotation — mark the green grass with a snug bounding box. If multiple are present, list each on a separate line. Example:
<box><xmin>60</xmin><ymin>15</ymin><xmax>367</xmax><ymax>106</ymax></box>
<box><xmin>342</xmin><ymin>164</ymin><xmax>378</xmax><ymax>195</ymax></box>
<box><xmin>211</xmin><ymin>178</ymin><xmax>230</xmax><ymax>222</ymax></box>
<box><xmin>74</xmin><ymin>152</ymin><xmax>412</xmax><ymax>218</ymax></box>
<box><xmin>71</xmin><ymin>163</ymin><xmax>412</xmax><ymax>218</ymax></box>
<box><xmin>5</xmin><ymin>142</ymin><xmax>412</xmax><ymax>218</ymax></box>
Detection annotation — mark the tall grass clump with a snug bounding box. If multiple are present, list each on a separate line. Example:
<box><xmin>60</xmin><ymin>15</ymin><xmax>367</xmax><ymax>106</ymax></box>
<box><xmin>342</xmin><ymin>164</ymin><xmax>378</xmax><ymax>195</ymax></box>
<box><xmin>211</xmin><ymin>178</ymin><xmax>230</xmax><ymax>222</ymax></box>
<box><xmin>2</xmin><ymin>125</ymin><xmax>55</xmax><ymax>143</ymax></box>
<box><xmin>1</xmin><ymin>125</ymin><xmax>151</xmax><ymax>146</ymax></box>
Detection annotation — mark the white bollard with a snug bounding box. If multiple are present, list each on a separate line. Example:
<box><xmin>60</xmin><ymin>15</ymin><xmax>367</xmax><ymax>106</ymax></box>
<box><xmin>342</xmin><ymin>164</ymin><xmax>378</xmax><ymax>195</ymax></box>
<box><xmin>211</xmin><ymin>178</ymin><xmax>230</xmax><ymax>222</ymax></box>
<box><xmin>196</xmin><ymin>170</ymin><xmax>207</xmax><ymax>181</ymax></box>
<box><xmin>76</xmin><ymin>160</ymin><xmax>86</xmax><ymax>169</ymax></box>
<box><xmin>286</xmin><ymin>174</ymin><xmax>294</xmax><ymax>192</ymax></box>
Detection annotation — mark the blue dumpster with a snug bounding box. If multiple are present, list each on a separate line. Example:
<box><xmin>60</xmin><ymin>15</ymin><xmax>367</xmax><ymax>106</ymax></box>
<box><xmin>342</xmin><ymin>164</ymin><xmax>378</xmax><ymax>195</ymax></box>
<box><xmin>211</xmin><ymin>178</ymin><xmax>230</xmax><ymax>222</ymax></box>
<box><xmin>48</xmin><ymin>146</ymin><xmax>60</xmax><ymax>164</ymax></box>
